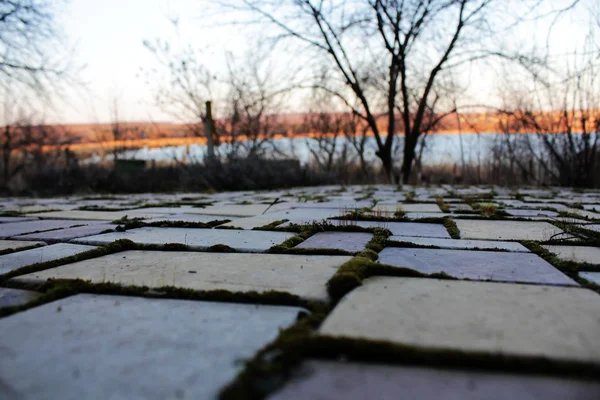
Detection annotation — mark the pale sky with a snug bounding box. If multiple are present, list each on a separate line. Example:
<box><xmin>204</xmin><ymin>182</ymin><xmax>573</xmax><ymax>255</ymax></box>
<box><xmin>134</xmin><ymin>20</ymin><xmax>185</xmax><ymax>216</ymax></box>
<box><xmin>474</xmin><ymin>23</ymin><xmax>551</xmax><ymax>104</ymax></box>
<box><xmin>46</xmin><ymin>0</ymin><xmax>596</xmax><ymax>124</ymax></box>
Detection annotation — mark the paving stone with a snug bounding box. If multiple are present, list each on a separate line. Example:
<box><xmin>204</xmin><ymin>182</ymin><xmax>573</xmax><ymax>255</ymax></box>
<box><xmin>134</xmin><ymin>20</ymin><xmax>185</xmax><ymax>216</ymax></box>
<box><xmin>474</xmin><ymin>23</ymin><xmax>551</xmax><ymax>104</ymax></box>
<box><xmin>565</xmin><ymin>208</ymin><xmax>600</xmax><ymax>220</ymax></box>
<box><xmin>0</xmin><ymin>220</ymin><xmax>105</xmax><ymax>239</ymax></box>
<box><xmin>505</xmin><ymin>209</ymin><xmax>559</xmax><ymax>217</ymax></box>
<box><xmin>295</xmin><ymin>232</ymin><xmax>373</xmax><ymax>252</ymax></box>
<box><xmin>377</xmin><ymin>248</ymin><xmax>576</xmax><ymax>285</ymax></box>
<box><xmin>455</xmin><ymin>220</ymin><xmax>566</xmax><ymax>241</ymax></box>
<box><xmin>272</xmin><ymin>208</ymin><xmax>346</xmax><ymax>224</ymax></box>
<box><xmin>0</xmin><ymin>216</ymin><xmax>36</xmax><ymax>223</ymax></box>
<box><xmin>0</xmin><ymin>287</ymin><xmax>41</xmax><ymax>308</ymax></box>
<box><xmin>73</xmin><ymin>227</ymin><xmax>294</xmax><ymax>252</ymax></box>
<box><xmin>14</xmin><ymin>251</ymin><xmax>350</xmax><ymax>301</ymax></box>
<box><xmin>579</xmin><ymin>272</ymin><xmax>600</xmax><ymax>285</ymax></box>
<box><xmin>387</xmin><ymin>236</ymin><xmax>530</xmax><ymax>252</ymax></box>
<box><xmin>143</xmin><ymin>213</ymin><xmax>232</xmax><ymax>224</ymax></box>
<box><xmin>397</xmin><ymin>203</ymin><xmax>442</xmax><ymax>212</ymax></box>
<box><xmin>0</xmin><ymin>240</ymin><xmax>46</xmax><ymax>253</ymax></box>
<box><xmin>13</xmin><ymin>224</ymin><xmax>117</xmax><ymax>243</ymax></box>
<box><xmin>583</xmin><ymin>204</ymin><xmax>600</xmax><ymax>212</ymax></box>
<box><xmin>404</xmin><ymin>212</ymin><xmax>452</xmax><ymax>219</ymax></box>
<box><xmin>543</xmin><ymin>245</ymin><xmax>600</xmax><ymax>265</ymax></box>
<box><xmin>0</xmin><ymin>243</ymin><xmax>96</xmax><ymax>275</ymax></box>
<box><xmin>581</xmin><ymin>224</ymin><xmax>600</xmax><ymax>233</ymax></box>
<box><xmin>0</xmin><ymin>294</ymin><xmax>303</xmax><ymax>400</ymax></box>
<box><xmin>320</xmin><ymin>277</ymin><xmax>600</xmax><ymax>363</ymax></box>
<box><xmin>34</xmin><ymin>210</ymin><xmax>167</xmax><ymax>221</ymax></box>
<box><xmin>352</xmin><ymin>221</ymin><xmax>450</xmax><ymax>238</ymax></box>
<box><xmin>269</xmin><ymin>360</ymin><xmax>600</xmax><ymax>400</ymax></box>
<box><xmin>190</xmin><ymin>203</ymin><xmax>291</xmax><ymax>217</ymax></box>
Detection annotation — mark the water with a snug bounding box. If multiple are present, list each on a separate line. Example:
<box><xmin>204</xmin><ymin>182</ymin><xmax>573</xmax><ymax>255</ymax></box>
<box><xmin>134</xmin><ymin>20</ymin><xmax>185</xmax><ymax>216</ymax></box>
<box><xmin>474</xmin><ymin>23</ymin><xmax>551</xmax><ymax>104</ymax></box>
<box><xmin>108</xmin><ymin>133</ymin><xmax>511</xmax><ymax>166</ymax></box>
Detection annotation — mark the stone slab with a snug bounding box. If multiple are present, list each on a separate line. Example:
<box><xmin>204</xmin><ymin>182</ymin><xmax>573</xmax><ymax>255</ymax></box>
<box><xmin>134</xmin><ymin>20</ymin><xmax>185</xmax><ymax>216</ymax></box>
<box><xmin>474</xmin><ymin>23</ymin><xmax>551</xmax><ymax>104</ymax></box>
<box><xmin>0</xmin><ymin>287</ymin><xmax>41</xmax><ymax>308</ymax></box>
<box><xmin>34</xmin><ymin>210</ymin><xmax>167</xmax><ymax>221</ymax></box>
<box><xmin>396</xmin><ymin>203</ymin><xmax>442</xmax><ymax>213</ymax></box>
<box><xmin>0</xmin><ymin>240</ymin><xmax>46</xmax><ymax>253</ymax></box>
<box><xmin>377</xmin><ymin>248</ymin><xmax>576</xmax><ymax>285</ymax></box>
<box><xmin>295</xmin><ymin>232</ymin><xmax>373</xmax><ymax>252</ymax></box>
<box><xmin>270</xmin><ymin>360</ymin><xmax>600</xmax><ymax>400</ymax></box>
<box><xmin>579</xmin><ymin>272</ymin><xmax>600</xmax><ymax>285</ymax></box>
<box><xmin>505</xmin><ymin>209</ymin><xmax>559</xmax><ymax>217</ymax></box>
<box><xmin>387</xmin><ymin>236</ymin><xmax>530</xmax><ymax>252</ymax></box>
<box><xmin>0</xmin><ymin>220</ymin><xmax>104</xmax><ymax>239</ymax></box>
<box><xmin>221</xmin><ymin>216</ymin><xmax>284</xmax><ymax>230</ymax></box>
<box><xmin>189</xmin><ymin>203</ymin><xmax>288</xmax><ymax>217</ymax></box>
<box><xmin>543</xmin><ymin>245</ymin><xmax>600</xmax><ymax>265</ymax></box>
<box><xmin>319</xmin><ymin>277</ymin><xmax>600</xmax><ymax>363</ymax></box>
<box><xmin>272</xmin><ymin>208</ymin><xmax>345</xmax><ymax>224</ymax></box>
<box><xmin>455</xmin><ymin>220</ymin><xmax>566</xmax><ymax>241</ymax></box>
<box><xmin>72</xmin><ymin>227</ymin><xmax>294</xmax><ymax>253</ymax></box>
<box><xmin>0</xmin><ymin>294</ymin><xmax>303</xmax><ymax>400</ymax></box>
<box><xmin>0</xmin><ymin>243</ymin><xmax>96</xmax><ymax>275</ymax></box>
<box><xmin>353</xmin><ymin>221</ymin><xmax>450</xmax><ymax>238</ymax></box>
<box><xmin>13</xmin><ymin>224</ymin><xmax>117</xmax><ymax>243</ymax></box>
<box><xmin>0</xmin><ymin>216</ymin><xmax>36</xmax><ymax>223</ymax></box>
<box><xmin>14</xmin><ymin>251</ymin><xmax>351</xmax><ymax>301</ymax></box>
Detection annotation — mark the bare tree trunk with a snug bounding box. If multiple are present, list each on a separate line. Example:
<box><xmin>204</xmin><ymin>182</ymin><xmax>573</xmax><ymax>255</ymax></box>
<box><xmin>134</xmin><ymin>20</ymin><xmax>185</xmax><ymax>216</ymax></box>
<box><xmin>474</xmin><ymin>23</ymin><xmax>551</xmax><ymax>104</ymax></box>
<box><xmin>205</xmin><ymin>101</ymin><xmax>216</xmax><ymax>161</ymax></box>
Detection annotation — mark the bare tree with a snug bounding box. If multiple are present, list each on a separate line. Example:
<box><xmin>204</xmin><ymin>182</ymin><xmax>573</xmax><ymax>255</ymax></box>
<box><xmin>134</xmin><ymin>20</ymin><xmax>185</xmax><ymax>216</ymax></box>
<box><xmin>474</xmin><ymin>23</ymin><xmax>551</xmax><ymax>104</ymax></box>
<box><xmin>0</xmin><ymin>0</ymin><xmax>73</xmax><ymax>97</ymax></box>
<box><xmin>229</xmin><ymin>0</ymin><xmax>520</xmax><ymax>183</ymax></box>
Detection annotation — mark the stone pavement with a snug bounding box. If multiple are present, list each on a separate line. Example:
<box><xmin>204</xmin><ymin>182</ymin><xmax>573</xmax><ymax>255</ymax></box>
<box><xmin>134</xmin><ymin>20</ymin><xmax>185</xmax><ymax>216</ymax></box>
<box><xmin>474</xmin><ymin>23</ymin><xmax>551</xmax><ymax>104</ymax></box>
<box><xmin>0</xmin><ymin>185</ymin><xmax>599</xmax><ymax>399</ymax></box>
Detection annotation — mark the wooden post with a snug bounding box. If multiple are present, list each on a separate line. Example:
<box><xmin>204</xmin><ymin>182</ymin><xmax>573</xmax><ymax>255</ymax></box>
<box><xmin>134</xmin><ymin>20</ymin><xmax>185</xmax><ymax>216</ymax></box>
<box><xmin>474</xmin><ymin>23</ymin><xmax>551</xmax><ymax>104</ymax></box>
<box><xmin>205</xmin><ymin>101</ymin><xmax>216</xmax><ymax>161</ymax></box>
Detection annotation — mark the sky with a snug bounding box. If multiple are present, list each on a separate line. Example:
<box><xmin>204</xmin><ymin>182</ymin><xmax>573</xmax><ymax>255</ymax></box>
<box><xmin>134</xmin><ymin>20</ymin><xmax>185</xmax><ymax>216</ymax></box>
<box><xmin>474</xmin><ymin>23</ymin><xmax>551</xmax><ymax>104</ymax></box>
<box><xmin>45</xmin><ymin>0</ymin><xmax>597</xmax><ymax>124</ymax></box>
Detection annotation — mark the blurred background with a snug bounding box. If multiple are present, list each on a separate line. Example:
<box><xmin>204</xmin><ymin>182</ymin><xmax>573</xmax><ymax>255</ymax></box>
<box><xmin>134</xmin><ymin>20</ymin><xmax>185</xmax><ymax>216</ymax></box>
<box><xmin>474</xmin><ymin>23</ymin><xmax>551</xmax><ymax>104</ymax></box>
<box><xmin>1</xmin><ymin>0</ymin><xmax>599</xmax><ymax>194</ymax></box>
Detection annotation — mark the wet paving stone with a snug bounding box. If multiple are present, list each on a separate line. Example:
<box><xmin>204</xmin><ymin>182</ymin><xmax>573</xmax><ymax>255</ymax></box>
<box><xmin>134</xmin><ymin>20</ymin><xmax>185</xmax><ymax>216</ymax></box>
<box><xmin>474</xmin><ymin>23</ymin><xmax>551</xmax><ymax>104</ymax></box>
<box><xmin>319</xmin><ymin>277</ymin><xmax>600</xmax><ymax>364</ymax></box>
<box><xmin>295</xmin><ymin>232</ymin><xmax>373</xmax><ymax>252</ymax></box>
<box><xmin>269</xmin><ymin>360</ymin><xmax>600</xmax><ymax>400</ymax></box>
<box><xmin>0</xmin><ymin>243</ymin><xmax>97</xmax><ymax>275</ymax></box>
<box><xmin>0</xmin><ymin>294</ymin><xmax>304</xmax><ymax>400</ymax></box>
<box><xmin>72</xmin><ymin>227</ymin><xmax>295</xmax><ymax>253</ymax></box>
<box><xmin>13</xmin><ymin>251</ymin><xmax>351</xmax><ymax>301</ymax></box>
<box><xmin>378</xmin><ymin>248</ymin><xmax>576</xmax><ymax>285</ymax></box>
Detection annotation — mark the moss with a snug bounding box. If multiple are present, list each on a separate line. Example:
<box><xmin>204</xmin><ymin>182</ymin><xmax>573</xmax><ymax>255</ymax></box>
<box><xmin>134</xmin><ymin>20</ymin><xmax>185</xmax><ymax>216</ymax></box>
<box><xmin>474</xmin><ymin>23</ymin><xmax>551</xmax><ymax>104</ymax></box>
<box><xmin>206</xmin><ymin>244</ymin><xmax>238</xmax><ymax>253</ymax></box>
<box><xmin>435</xmin><ymin>196</ymin><xmax>450</xmax><ymax>213</ymax></box>
<box><xmin>365</xmin><ymin>227</ymin><xmax>392</xmax><ymax>253</ymax></box>
<box><xmin>326</xmin><ymin>256</ymin><xmax>455</xmax><ymax>302</ymax></box>
<box><xmin>252</xmin><ymin>220</ymin><xmax>289</xmax><ymax>231</ymax></box>
<box><xmin>0</xmin><ymin>210</ymin><xmax>25</xmax><ymax>217</ymax></box>
<box><xmin>0</xmin><ymin>242</ymin><xmax>46</xmax><ymax>256</ymax></box>
<box><xmin>443</xmin><ymin>217</ymin><xmax>460</xmax><ymax>239</ymax></box>
<box><xmin>113</xmin><ymin>217</ymin><xmax>229</xmax><ymax>231</ymax></box>
<box><xmin>2</xmin><ymin>278</ymin><xmax>328</xmax><ymax>320</ymax></box>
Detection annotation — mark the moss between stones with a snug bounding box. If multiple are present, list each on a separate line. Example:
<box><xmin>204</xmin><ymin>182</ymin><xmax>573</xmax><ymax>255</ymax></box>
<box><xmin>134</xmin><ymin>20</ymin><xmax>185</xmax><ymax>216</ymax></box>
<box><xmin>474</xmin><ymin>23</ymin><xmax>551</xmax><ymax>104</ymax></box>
<box><xmin>443</xmin><ymin>217</ymin><xmax>460</xmax><ymax>239</ymax></box>
<box><xmin>0</xmin><ymin>210</ymin><xmax>26</xmax><ymax>217</ymax></box>
<box><xmin>252</xmin><ymin>220</ymin><xmax>289</xmax><ymax>231</ymax></box>
<box><xmin>0</xmin><ymin>242</ymin><xmax>46</xmax><ymax>256</ymax></box>
<box><xmin>113</xmin><ymin>217</ymin><xmax>230</xmax><ymax>231</ymax></box>
<box><xmin>206</xmin><ymin>244</ymin><xmax>238</xmax><ymax>253</ymax></box>
<box><xmin>435</xmin><ymin>196</ymin><xmax>450</xmax><ymax>213</ymax></box>
<box><xmin>1</xmin><ymin>278</ymin><xmax>328</xmax><ymax>319</ymax></box>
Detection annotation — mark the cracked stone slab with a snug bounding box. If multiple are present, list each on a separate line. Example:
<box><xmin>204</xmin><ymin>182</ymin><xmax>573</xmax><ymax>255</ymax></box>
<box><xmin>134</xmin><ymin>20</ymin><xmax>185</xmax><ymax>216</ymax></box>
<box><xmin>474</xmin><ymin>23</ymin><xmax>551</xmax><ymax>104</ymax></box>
<box><xmin>543</xmin><ymin>245</ymin><xmax>600</xmax><ymax>265</ymax></box>
<box><xmin>72</xmin><ymin>227</ymin><xmax>295</xmax><ymax>252</ymax></box>
<box><xmin>378</xmin><ymin>248</ymin><xmax>576</xmax><ymax>285</ymax></box>
<box><xmin>579</xmin><ymin>272</ymin><xmax>600</xmax><ymax>285</ymax></box>
<box><xmin>0</xmin><ymin>243</ymin><xmax>96</xmax><ymax>275</ymax></box>
<box><xmin>295</xmin><ymin>232</ymin><xmax>373</xmax><ymax>252</ymax></box>
<box><xmin>14</xmin><ymin>251</ymin><xmax>351</xmax><ymax>301</ymax></box>
<box><xmin>13</xmin><ymin>224</ymin><xmax>117</xmax><ymax>243</ymax></box>
<box><xmin>0</xmin><ymin>294</ymin><xmax>303</xmax><ymax>400</ymax></box>
<box><xmin>387</xmin><ymin>236</ymin><xmax>530</xmax><ymax>252</ymax></box>
<box><xmin>0</xmin><ymin>287</ymin><xmax>41</xmax><ymax>308</ymax></box>
<box><xmin>0</xmin><ymin>240</ymin><xmax>46</xmax><ymax>253</ymax></box>
<box><xmin>0</xmin><ymin>220</ymin><xmax>105</xmax><ymax>239</ymax></box>
<box><xmin>352</xmin><ymin>221</ymin><xmax>450</xmax><ymax>238</ymax></box>
<box><xmin>455</xmin><ymin>220</ymin><xmax>566</xmax><ymax>241</ymax></box>
<box><xmin>319</xmin><ymin>277</ymin><xmax>600</xmax><ymax>363</ymax></box>
<box><xmin>269</xmin><ymin>360</ymin><xmax>600</xmax><ymax>400</ymax></box>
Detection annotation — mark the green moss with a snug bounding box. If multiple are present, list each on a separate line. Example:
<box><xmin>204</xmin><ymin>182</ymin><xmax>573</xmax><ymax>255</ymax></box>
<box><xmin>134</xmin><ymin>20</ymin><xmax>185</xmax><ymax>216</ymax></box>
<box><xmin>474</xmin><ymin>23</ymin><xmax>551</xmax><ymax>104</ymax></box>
<box><xmin>113</xmin><ymin>216</ymin><xmax>228</xmax><ymax>231</ymax></box>
<box><xmin>435</xmin><ymin>196</ymin><xmax>450</xmax><ymax>213</ymax></box>
<box><xmin>0</xmin><ymin>210</ymin><xmax>25</xmax><ymax>216</ymax></box>
<box><xmin>0</xmin><ymin>242</ymin><xmax>46</xmax><ymax>256</ymax></box>
<box><xmin>252</xmin><ymin>220</ymin><xmax>288</xmax><ymax>231</ymax></box>
<box><xmin>443</xmin><ymin>217</ymin><xmax>460</xmax><ymax>239</ymax></box>
<box><xmin>206</xmin><ymin>244</ymin><xmax>238</xmax><ymax>253</ymax></box>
